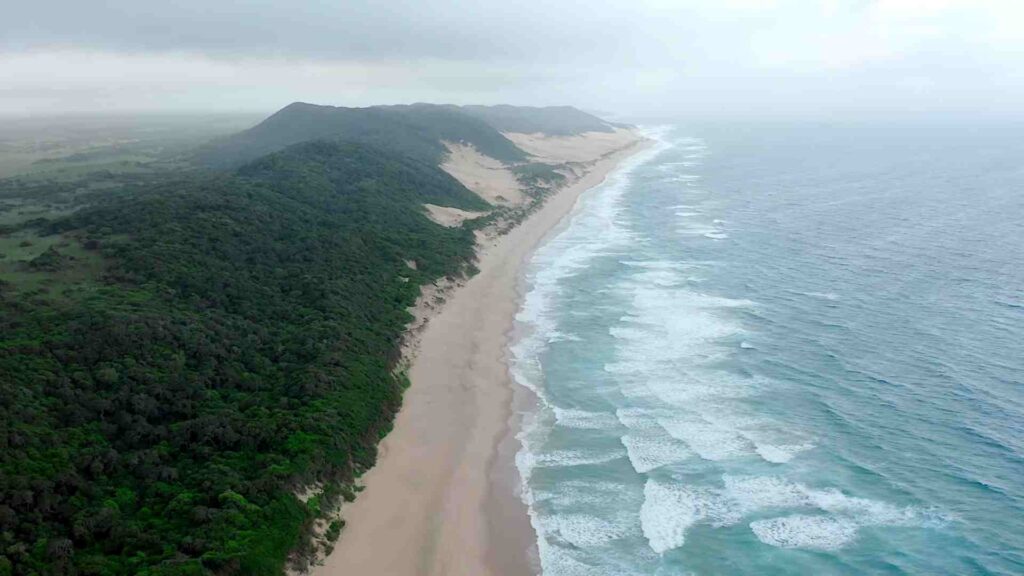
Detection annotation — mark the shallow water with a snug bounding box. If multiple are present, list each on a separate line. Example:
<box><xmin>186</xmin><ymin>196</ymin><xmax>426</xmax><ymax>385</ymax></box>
<box><xmin>512</xmin><ymin>122</ymin><xmax>1024</xmax><ymax>575</ymax></box>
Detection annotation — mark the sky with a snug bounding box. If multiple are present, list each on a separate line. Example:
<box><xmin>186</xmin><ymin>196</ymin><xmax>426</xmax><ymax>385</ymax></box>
<box><xmin>2</xmin><ymin>0</ymin><xmax>1022</xmax><ymax>118</ymax></box>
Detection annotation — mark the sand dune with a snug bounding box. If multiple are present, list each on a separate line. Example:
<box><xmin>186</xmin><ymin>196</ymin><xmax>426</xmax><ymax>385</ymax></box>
<box><xmin>504</xmin><ymin>127</ymin><xmax>639</xmax><ymax>164</ymax></box>
<box><xmin>423</xmin><ymin>203</ymin><xmax>486</xmax><ymax>227</ymax></box>
<box><xmin>441</xmin><ymin>142</ymin><xmax>524</xmax><ymax>205</ymax></box>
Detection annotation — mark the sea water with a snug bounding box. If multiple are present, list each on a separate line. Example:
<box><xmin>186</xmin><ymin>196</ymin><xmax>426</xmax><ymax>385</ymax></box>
<box><xmin>511</xmin><ymin>121</ymin><xmax>1024</xmax><ymax>575</ymax></box>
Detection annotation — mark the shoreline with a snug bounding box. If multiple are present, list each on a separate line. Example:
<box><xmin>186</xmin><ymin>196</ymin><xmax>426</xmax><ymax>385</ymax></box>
<box><xmin>311</xmin><ymin>133</ymin><xmax>649</xmax><ymax>576</ymax></box>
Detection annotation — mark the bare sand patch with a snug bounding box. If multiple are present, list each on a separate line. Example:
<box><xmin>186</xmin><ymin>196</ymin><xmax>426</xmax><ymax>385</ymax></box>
<box><xmin>423</xmin><ymin>203</ymin><xmax>486</xmax><ymax>227</ymax></box>
<box><xmin>504</xmin><ymin>127</ymin><xmax>639</xmax><ymax>164</ymax></box>
<box><xmin>440</xmin><ymin>142</ymin><xmax>524</xmax><ymax>205</ymax></box>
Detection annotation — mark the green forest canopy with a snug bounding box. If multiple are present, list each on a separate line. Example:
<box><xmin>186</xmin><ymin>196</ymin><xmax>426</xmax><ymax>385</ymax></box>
<box><xmin>194</xmin><ymin>102</ymin><xmax>618</xmax><ymax>170</ymax></box>
<box><xmin>0</xmin><ymin>140</ymin><xmax>485</xmax><ymax>575</ymax></box>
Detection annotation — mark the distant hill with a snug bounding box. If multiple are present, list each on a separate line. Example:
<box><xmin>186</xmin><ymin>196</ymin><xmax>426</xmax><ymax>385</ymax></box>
<box><xmin>195</xmin><ymin>102</ymin><xmax>528</xmax><ymax>170</ymax></box>
<box><xmin>195</xmin><ymin>102</ymin><xmax>620</xmax><ymax>170</ymax></box>
<box><xmin>458</xmin><ymin>104</ymin><xmax>616</xmax><ymax>136</ymax></box>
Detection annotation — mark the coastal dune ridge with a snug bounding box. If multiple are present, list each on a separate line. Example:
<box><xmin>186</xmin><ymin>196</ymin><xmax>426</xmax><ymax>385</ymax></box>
<box><xmin>311</xmin><ymin>123</ymin><xmax>649</xmax><ymax>576</ymax></box>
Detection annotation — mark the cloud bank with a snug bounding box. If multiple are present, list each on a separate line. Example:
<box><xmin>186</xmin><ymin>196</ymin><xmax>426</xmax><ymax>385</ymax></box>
<box><xmin>2</xmin><ymin>0</ymin><xmax>1022</xmax><ymax>117</ymax></box>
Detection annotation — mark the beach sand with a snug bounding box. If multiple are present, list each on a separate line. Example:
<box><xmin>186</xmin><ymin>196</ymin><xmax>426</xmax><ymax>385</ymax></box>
<box><xmin>312</xmin><ymin>131</ymin><xmax>647</xmax><ymax>576</ymax></box>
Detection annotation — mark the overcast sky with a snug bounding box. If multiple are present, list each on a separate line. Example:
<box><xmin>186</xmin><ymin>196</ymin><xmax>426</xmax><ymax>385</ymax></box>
<box><xmin>2</xmin><ymin>0</ymin><xmax>1022</xmax><ymax>118</ymax></box>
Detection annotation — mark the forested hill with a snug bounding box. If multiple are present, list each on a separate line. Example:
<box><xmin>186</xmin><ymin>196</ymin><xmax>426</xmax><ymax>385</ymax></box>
<box><xmin>195</xmin><ymin>102</ymin><xmax>527</xmax><ymax>170</ymax></box>
<box><xmin>195</xmin><ymin>102</ymin><xmax>618</xmax><ymax>170</ymax></box>
<box><xmin>0</xmin><ymin>140</ymin><xmax>485</xmax><ymax>575</ymax></box>
<box><xmin>458</xmin><ymin>104</ymin><xmax>616</xmax><ymax>135</ymax></box>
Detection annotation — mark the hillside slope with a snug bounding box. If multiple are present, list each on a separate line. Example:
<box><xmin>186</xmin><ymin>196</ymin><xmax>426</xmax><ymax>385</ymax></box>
<box><xmin>195</xmin><ymin>102</ymin><xmax>622</xmax><ymax>172</ymax></box>
<box><xmin>458</xmin><ymin>104</ymin><xmax>616</xmax><ymax>135</ymax></box>
<box><xmin>195</xmin><ymin>103</ymin><xmax>527</xmax><ymax>170</ymax></box>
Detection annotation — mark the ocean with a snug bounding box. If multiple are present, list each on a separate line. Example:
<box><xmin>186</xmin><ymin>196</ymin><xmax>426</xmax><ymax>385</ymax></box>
<box><xmin>510</xmin><ymin>121</ymin><xmax>1024</xmax><ymax>575</ymax></box>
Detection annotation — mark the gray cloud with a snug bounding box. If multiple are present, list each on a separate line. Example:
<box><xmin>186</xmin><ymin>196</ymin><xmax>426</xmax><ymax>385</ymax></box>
<box><xmin>2</xmin><ymin>0</ymin><xmax>1022</xmax><ymax>117</ymax></box>
<box><xmin>5</xmin><ymin>1</ymin><xmax>641</xmax><ymax>63</ymax></box>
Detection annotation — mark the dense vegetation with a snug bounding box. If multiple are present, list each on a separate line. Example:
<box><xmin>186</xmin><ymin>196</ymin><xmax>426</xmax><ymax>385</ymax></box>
<box><xmin>194</xmin><ymin>102</ymin><xmax>624</xmax><ymax>171</ymax></box>
<box><xmin>196</xmin><ymin>103</ymin><xmax>528</xmax><ymax>170</ymax></box>
<box><xmin>459</xmin><ymin>104</ymin><xmax>616</xmax><ymax>135</ymax></box>
<box><xmin>0</xmin><ymin>140</ymin><xmax>485</xmax><ymax>575</ymax></box>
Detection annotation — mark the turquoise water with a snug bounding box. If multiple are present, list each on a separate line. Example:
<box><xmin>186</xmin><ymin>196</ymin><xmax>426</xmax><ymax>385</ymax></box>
<box><xmin>511</xmin><ymin>123</ymin><xmax>1024</xmax><ymax>575</ymax></box>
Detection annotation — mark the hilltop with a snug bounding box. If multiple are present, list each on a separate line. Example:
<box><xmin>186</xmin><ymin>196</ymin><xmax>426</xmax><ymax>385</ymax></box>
<box><xmin>458</xmin><ymin>104</ymin><xmax>617</xmax><ymax>135</ymax></box>
<box><xmin>195</xmin><ymin>102</ymin><xmax>619</xmax><ymax>170</ymax></box>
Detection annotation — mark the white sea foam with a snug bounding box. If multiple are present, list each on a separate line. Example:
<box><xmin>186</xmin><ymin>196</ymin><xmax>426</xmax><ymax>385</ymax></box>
<box><xmin>754</xmin><ymin>442</ymin><xmax>816</xmax><ymax>463</ymax></box>
<box><xmin>537</xmin><ymin>548</ymin><xmax>599</xmax><ymax>576</ymax></box>
<box><xmin>545</xmin><ymin>512</ymin><xmax>637</xmax><ymax>547</ymax></box>
<box><xmin>731</xmin><ymin>475</ymin><xmax>936</xmax><ymax>547</ymax></box>
<box><xmin>620</xmin><ymin>259</ymin><xmax>695</xmax><ymax>270</ymax></box>
<box><xmin>721</xmin><ymin>475</ymin><xmax>809</xmax><ymax>510</ymax></box>
<box><xmin>808</xmin><ymin>486</ymin><xmax>921</xmax><ymax>525</ymax></box>
<box><xmin>750</xmin><ymin>515</ymin><xmax>860</xmax><ymax>550</ymax></box>
<box><xmin>640</xmin><ymin>480</ymin><xmax>706</xmax><ymax>553</ymax></box>
<box><xmin>608</xmin><ymin>326</ymin><xmax>650</xmax><ymax>341</ymax></box>
<box><xmin>528</xmin><ymin>448</ymin><xmax>625</xmax><ymax>468</ymax></box>
<box><xmin>666</xmin><ymin>173</ymin><xmax>701</xmax><ymax>183</ymax></box>
<box><xmin>531</xmin><ymin>479</ymin><xmax>631</xmax><ymax>507</ymax></box>
<box><xmin>539</xmin><ymin>544</ymin><xmax>647</xmax><ymax>576</ymax></box>
<box><xmin>638</xmin><ymin>474</ymin><xmax>933</xmax><ymax>554</ymax></box>
<box><xmin>619</xmin><ymin>286</ymin><xmax>750</xmax><ymax>331</ymax></box>
<box><xmin>621</xmin><ymin>433</ymin><xmax>693</xmax><ymax>473</ymax></box>
<box><xmin>616</xmin><ymin>407</ymin><xmax>672</xmax><ymax>430</ymax></box>
<box><xmin>614</xmin><ymin>361</ymin><xmax>760</xmax><ymax>403</ymax></box>
<box><xmin>602</xmin><ymin>265</ymin><xmax>781</xmax><ymax>467</ymax></box>
<box><xmin>799</xmin><ymin>291</ymin><xmax>841</xmax><ymax>300</ymax></box>
<box><xmin>658</xmin><ymin>416</ymin><xmax>753</xmax><ymax>461</ymax></box>
<box><xmin>547</xmin><ymin>330</ymin><xmax>582</xmax><ymax>343</ymax></box>
<box><xmin>633</xmin><ymin>269</ymin><xmax>684</xmax><ymax>287</ymax></box>
<box><xmin>511</xmin><ymin>132</ymin><xmax>676</xmax><ymax>574</ymax></box>
<box><xmin>679</xmin><ymin>226</ymin><xmax>723</xmax><ymax>239</ymax></box>
<box><xmin>641</xmin><ymin>478</ymin><xmax>749</xmax><ymax>553</ymax></box>
<box><xmin>553</xmin><ymin>407</ymin><xmax>621</xmax><ymax>430</ymax></box>
<box><xmin>510</xmin><ymin>141</ymin><xmax>654</xmax><ymax>404</ymax></box>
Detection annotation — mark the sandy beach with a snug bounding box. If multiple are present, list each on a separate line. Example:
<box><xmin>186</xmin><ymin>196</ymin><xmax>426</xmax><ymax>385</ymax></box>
<box><xmin>312</xmin><ymin>130</ymin><xmax>647</xmax><ymax>576</ymax></box>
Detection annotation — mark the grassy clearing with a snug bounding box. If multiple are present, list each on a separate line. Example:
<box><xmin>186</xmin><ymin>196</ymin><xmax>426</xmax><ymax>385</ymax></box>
<box><xmin>0</xmin><ymin>200</ymin><xmax>81</xmax><ymax>227</ymax></box>
<box><xmin>0</xmin><ymin>228</ymin><xmax>106</xmax><ymax>301</ymax></box>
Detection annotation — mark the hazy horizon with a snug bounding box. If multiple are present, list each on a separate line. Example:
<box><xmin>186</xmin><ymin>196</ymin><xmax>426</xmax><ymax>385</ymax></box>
<box><xmin>4</xmin><ymin>0</ymin><xmax>1023</xmax><ymax>119</ymax></box>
